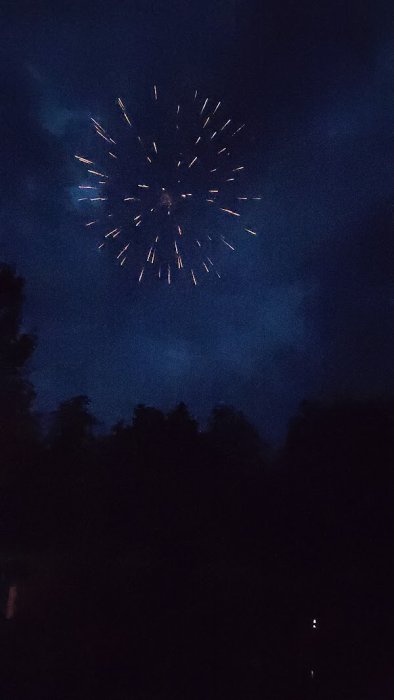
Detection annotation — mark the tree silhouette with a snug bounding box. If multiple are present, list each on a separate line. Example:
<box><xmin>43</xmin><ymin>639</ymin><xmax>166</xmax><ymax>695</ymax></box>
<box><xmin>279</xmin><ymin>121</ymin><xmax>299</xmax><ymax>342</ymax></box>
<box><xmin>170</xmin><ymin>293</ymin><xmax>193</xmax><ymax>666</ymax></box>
<box><xmin>0</xmin><ymin>265</ymin><xmax>38</xmax><ymax>546</ymax></box>
<box><xmin>49</xmin><ymin>394</ymin><xmax>96</xmax><ymax>451</ymax></box>
<box><xmin>132</xmin><ymin>403</ymin><xmax>166</xmax><ymax>443</ymax></box>
<box><xmin>0</xmin><ymin>264</ymin><xmax>37</xmax><ymax>453</ymax></box>
<box><xmin>43</xmin><ymin>396</ymin><xmax>99</xmax><ymax>545</ymax></box>
<box><xmin>167</xmin><ymin>402</ymin><xmax>198</xmax><ymax>442</ymax></box>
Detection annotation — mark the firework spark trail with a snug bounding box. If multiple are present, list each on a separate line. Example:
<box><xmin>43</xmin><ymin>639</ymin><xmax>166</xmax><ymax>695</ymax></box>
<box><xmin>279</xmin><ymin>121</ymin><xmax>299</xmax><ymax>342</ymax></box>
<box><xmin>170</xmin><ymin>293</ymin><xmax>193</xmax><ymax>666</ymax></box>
<box><xmin>220</xmin><ymin>208</ymin><xmax>240</xmax><ymax>217</ymax></box>
<box><xmin>117</xmin><ymin>97</ymin><xmax>133</xmax><ymax>127</ymax></box>
<box><xmin>90</xmin><ymin>118</ymin><xmax>103</xmax><ymax>130</ymax></box>
<box><xmin>220</xmin><ymin>118</ymin><xmax>231</xmax><ymax>132</ymax></box>
<box><xmin>231</xmin><ymin>124</ymin><xmax>245</xmax><ymax>137</ymax></box>
<box><xmin>95</xmin><ymin>129</ymin><xmax>111</xmax><ymax>143</ymax></box>
<box><xmin>91</xmin><ymin>118</ymin><xmax>117</xmax><ymax>145</ymax></box>
<box><xmin>221</xmin><ymin>237</ymin><xmax>235</xmax><ymax>250</ymax></box>
<box><xmin>118</xmin><ymin>242</ymin><xmax>130</xmax><ymax>255</ymax></box>
<box><xmin>105</xmin><ymin>228</ymin><xmax>121</xmax><ymax>238</ymax></box>
<box><xmin>200</xmin><ymin>98</ymin><xmax>208</xmax><ymax>115</ymax></box>
<box><xmin>88</xmin><ymin>169</ymin><xmax>107</xmax><ymax>177</ymax></box>
<box><xmin>75</xmin><ymin>155</ymin><xmax>94</xmax><ymax>164</ymax></box>
<box><xmin>212</xmin><ymin>101</ymin><xmax>221</xmax><ymax>115</ymax></box>
<box><xmin>77</xmin><ymin>85</ymin><xmax>259</xmax><ymax>284</ymax></box>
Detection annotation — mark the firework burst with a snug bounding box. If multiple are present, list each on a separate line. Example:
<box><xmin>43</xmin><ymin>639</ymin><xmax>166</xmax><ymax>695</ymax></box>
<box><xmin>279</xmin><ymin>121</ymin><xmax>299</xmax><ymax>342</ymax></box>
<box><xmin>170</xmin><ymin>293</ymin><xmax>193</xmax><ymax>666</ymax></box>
<box><xmin>75</xmin><ymin>87</ymin><xmax>260</xmax><ymax>285</ymax></box>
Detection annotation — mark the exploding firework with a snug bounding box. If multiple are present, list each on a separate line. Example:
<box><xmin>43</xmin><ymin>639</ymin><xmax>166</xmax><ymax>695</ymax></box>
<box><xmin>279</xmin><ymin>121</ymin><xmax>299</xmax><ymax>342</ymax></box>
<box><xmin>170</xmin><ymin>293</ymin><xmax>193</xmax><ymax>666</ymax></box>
<box><xmin>75</xmin><ymin>87</ymin><xmax>260</xmax><ymax>285</ymax></box>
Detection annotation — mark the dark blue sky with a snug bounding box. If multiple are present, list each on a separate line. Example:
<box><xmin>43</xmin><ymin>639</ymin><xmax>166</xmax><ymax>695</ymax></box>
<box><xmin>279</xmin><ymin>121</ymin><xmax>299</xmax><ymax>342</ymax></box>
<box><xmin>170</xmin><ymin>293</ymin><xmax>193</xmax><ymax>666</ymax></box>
<box><xmin>1</xmin><ymin>0</ymin><xmax>393</xmax><ymax>440</ymax></box>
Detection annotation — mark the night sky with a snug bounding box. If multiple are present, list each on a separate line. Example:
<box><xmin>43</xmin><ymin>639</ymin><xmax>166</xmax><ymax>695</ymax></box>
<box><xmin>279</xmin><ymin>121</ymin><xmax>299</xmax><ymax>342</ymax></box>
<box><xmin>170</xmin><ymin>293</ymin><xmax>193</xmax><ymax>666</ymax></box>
<box><xmin>1</xmin><ymin>0</ymin><xmax>393</xmax><ymax>440</ymax></box>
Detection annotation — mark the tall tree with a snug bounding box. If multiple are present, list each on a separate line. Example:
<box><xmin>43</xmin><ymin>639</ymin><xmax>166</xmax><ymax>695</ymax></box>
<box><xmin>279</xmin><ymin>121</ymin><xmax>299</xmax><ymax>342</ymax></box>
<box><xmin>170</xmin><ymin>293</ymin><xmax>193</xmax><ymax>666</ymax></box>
<box><xmin>207</xmin><ymin>404</ymin><xmax>262</xmax><ymax>466</ymax></box>
<box><xmin>49</xmin><ymin>395</ymin><xmax>96</xmax><ymax>452</ymax></box>
<box><xmin>0</xmin><ymin>264</ymin><xmax>37</xmax><ymax>452</ymax></box>
<box><xmin>0</xmin><ymin>264</ymin><xmax>38</xmax><ymax>545</ymax></box>
<box><xmin>166</xmin><ymin>402</ymin><xmax>198</xmax><ymax>444</ymax></box>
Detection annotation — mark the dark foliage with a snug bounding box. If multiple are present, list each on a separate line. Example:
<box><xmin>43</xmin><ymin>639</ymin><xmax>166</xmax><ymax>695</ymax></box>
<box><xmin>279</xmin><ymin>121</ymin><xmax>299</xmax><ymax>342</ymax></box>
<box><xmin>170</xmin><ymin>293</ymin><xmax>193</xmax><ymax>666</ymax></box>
<box><xmin>0</xmin><ymin>267</ymin><xmax>393</xmax><ymax>699</ymax></box>
<box><xmin>0</xmin><ymin>265</ymin><xmax>39</xmax><ymax>547</ymax></box>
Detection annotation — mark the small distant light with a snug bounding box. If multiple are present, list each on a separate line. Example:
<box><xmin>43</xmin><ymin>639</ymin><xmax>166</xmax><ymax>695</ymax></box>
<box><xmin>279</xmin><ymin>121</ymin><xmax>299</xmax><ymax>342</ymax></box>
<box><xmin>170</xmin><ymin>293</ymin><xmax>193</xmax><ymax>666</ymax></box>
<box><xmin>310</xmin><ymin>669</ymin><xmax>314</xmax><ymax>679</ymax></box>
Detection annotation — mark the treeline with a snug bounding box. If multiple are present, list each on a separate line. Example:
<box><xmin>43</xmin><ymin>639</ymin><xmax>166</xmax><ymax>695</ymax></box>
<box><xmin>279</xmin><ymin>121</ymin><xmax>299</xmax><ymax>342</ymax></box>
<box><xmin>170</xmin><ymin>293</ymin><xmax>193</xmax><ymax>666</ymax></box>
<box><xmin>1</xmin><ymin>263</ymin><xmax>393</xmax><ymax>699</ymax></box>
